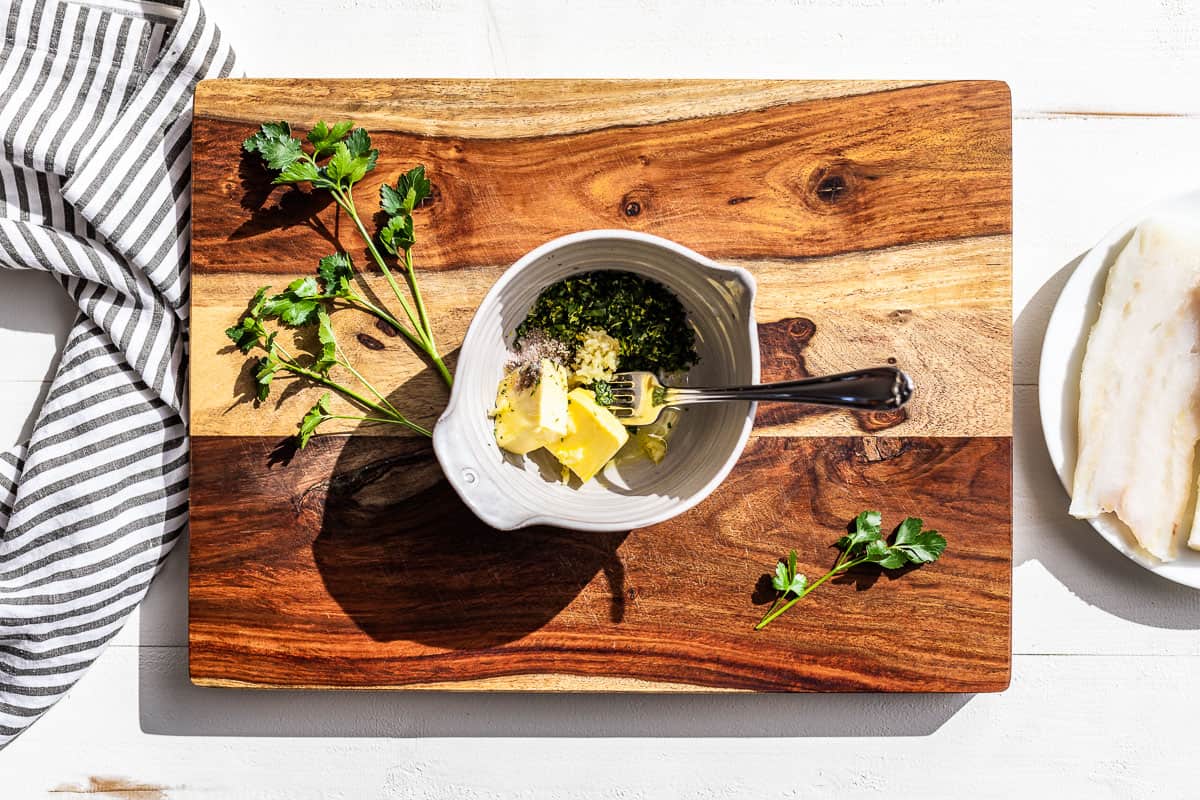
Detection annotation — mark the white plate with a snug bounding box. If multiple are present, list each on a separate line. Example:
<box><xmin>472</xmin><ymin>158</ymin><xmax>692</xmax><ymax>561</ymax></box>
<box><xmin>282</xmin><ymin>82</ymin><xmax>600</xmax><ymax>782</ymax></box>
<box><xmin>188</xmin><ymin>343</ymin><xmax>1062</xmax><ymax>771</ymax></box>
<box><xmin>1039</xmin><ymin>189</ymin><xmax>1200</xmax><ymax>588</ymax></box>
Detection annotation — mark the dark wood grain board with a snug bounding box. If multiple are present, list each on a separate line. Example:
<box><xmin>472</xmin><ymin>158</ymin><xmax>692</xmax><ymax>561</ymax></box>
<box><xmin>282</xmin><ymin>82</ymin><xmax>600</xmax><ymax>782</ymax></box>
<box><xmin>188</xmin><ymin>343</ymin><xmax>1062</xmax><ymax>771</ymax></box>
<box><xmin>189</xmin><ymin>80</ymin><xmax>1012</xmax><ymax>691</ymax></box>
<box><xmin>190</xmin><ymin>435</ymin><xmax>1010</xmax><ymax>691</ymax></box>
<box><xmin>191</xmin><ymin>80</ymin><xmax>1010</xmax><ymax>272</ymax></box>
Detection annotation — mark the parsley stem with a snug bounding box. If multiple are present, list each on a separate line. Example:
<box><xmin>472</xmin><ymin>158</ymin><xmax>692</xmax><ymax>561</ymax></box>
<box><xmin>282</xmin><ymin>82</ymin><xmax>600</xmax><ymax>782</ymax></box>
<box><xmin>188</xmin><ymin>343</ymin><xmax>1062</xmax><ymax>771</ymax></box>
<box><xmin>335</xmin><ymin>349</ymin><xmax>403</xmax><ymax>418</ymax></box>
<box><xmin>334</xmin><ymin>188</ymin><xmax>453</xmax><ymax>390</ymax></box>
<box><xmin>341</xmin><ymin>292</ymin><xmax>453</xmax><ymax>388</ymax></box>
<box><xmin>276</xmin><ymin>360</ymin><xmax>401</xmax><ymax>425</ymax></box>
<box><xmin>341</xmin><ymin>293</ymin><xmax>424</xmax><ymax>351</ymax></box>
<box><xmin>761</xmin><ymin>595</ymin><xmax>783</xmax><ymax>621</ymax></box>
<box><xmin>832</xmin><ymin>548</ymin><xmax>850</xmax><ymax>572</ymax></box>
<box><xmin>326</xmin><ymin>414</ymin><xmax>432</xmax><ymax>437</ymax></box>
<box><xmin>272</xmin><ymin>337</ymin><xmax>430</xmax><ymax>437</ymax></box>
<box><xmin>401</xmin><ymin>247</ymin><xmax>453</xmax><ymax>389</ymax></box>
<box><xmin>754</xmin><ymin>557</ymin><xmax>869</xmax><ymax>631</ymax></box>
<box><xmin>333</xmin><ymin>189</ymin><xmax>426</xmax><ymax>345</ymax></box>
<box><xmin>404</xmin><ymin>248</ymin><xmax>435</xmax><ymax>350</ymax></box>
<box><xmin>428</xmin><ymin>352</ymin><xmax>453</xmax><ymax>388</ymax></box>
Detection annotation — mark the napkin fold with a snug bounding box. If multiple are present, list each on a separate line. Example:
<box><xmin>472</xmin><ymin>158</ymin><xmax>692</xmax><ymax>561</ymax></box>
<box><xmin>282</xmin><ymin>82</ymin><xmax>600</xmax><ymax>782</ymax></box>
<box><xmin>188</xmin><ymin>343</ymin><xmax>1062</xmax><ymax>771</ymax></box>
<box><xmin>0</xmin><ymin>0</ymin><xmax>233</xmax><ymax>747</ymax></box>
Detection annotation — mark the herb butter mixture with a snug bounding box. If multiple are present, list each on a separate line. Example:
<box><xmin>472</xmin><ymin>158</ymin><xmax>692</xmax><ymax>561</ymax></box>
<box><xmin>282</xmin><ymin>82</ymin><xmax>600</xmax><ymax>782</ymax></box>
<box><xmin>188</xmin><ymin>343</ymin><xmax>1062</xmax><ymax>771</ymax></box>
<box><xmin>492</xmin><ymin>270</ymin><xmax>697</xmax><ymax>484</ymax></box>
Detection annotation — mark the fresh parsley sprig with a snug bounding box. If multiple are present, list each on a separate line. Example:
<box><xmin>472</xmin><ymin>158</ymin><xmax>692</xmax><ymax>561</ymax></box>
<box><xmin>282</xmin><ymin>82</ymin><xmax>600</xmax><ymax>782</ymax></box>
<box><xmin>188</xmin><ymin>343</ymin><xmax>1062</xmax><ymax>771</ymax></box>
<box><xmin>243</xmin><ymin>121</ymin><xmax>452</xmax><ymax>388</ymax></box>
<box><xmin>378</xmin><ymin>165</ymin><xmax>436</xmax><ymax>355</ymax></box>
<box><xmin>755</xmin><ymin>511</ymin><xmax>947</xmax><ymax>630</ymax></box>
<box><xmin>225</xmin><ymin>271</ymin><xmax>431</xmax><ymax>445</ymax></box>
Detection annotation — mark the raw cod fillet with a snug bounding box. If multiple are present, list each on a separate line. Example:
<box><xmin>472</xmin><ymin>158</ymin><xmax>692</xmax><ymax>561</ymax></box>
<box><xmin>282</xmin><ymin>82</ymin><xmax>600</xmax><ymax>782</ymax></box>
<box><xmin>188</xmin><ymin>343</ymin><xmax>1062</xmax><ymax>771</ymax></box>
<box><xmin>1070</xmin><ymin>215</ymin><xmax>1200</xmax><ymax>561</ymax></box>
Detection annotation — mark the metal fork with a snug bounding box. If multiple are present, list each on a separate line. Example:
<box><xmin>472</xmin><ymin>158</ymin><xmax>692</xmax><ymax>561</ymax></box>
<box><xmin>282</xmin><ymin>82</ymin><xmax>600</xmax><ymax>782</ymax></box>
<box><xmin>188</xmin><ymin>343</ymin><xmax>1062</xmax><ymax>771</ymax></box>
<box><xmin>606</xmin><ymin>367</ymin><xmax>914</xmax><ymax>425</ymax></box>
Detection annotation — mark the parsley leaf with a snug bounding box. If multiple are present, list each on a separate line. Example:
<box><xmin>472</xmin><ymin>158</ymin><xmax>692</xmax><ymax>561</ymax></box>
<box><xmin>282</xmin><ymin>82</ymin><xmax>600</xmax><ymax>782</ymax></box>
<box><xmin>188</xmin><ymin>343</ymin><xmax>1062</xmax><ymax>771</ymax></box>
<box><xmin>378</xmin><ymin>166</ymin><xmax>429</xmax><ymax>255</ymax></box>
<box><xmin>892</xmin><ymin>517</ymin><xmax>947</xmax><ymax>564</ymax></box>
<box><xmin>771</xmin><ymin>560</ymin><xmax>790</xmax><ymax>592</ymax></box>
<box><xmin>381</xmin><ymin>165</ymin><xmax>431</xmax><ymax>214</ymax></box>
<box><xmin>756</xmin><ymin>512</ymin><xmax>948</xmax><ymax>630</ymax></box>
<box><xmin>228</xmin><ymin>319</ymin><xmax>261</xmax><ymax>352</ymax></box>
<box><xmin>255</xmin><ymin>134</ymin><xmax>302</xmax><ymax>171</ymax></box>
<box><xmin>254</xmin><ymin>355</ymin><xmax>278</xmax><ymax>402</ymax></box>
<box><xmin>379</xmin><ymin>183</ymin><xmax>406</xmax><ymax>216</ymax></box>
<box><xmin>225</xmin><ymin>287</ymin><xmax>272</xmax><ymax>352</ymax></box>
<box><xmin>313</xmin><ymin>306</ymin><xmax>338</xmax><ymax>376</ymax></box>
<box><xmin>297</xmin><ymin>392</ymin><xmax>334</xmax><ymax>449</ymax></box>
<box><xmin>872</xmin><ymin>547</ymin><xmax>909</xmax><ymax>570</ymax></box>
<box><xmin>261</xmin><ymin>277</ymin><xmax>322</xmax><ymax>327</ymax></box>
<box><xmin>318</xmin><ymin>129</ymin><xmax>378</xmax><ymax>190</ymax></box>
<box><xmin>243</xmin><ymin>122</ymin><xmax>292</xmax><ymax>156</ymax></box>
<box><xmin>246</xmin><ymin>121</ymin><xmax>290</xmax><ymax>145</ymax></box>
<box><xmin>317</xmin><ymin>252</ymin><xmax>353</xmax><ymax>295</ymax></box>
<box><xmin>306</xmin><ymin>120</ymin><xmax>354</xmax><ymax>158</ymax></box>
<box><xmin>863</xmin><ymin>539</ymin><xmax>891</xmax><ymax>563</ymax></box>
<box><xmin>276</xmin><ymin>159</ymin><xmax>320</xmax><ymax>184</ymax></box>
<box><xmin>837</xmin><ymin>509</ymin><xmax>883</xmax><ymax>551</ymax></box>
<box><xmin>407</xmin><ymin>166</ymin><xmax>432</xmax><ymax>205</ymax></box>
<box><xmin>378</xmin><ymin>213</ymin><xmax>414</xmax><ymax>255</ymax></box>
<box><xmin>248</xmin><ymin>285</ymin><xmax>270</xmax><ymax>317</ymax></box>
<box><xmin>344</xmin><ymin>127</ymin><xmax>368</xmax><ymax>155</ymax></box>
<box><xmin>323</xmin><ymin>142</ymin><xmax>357</xmax><ymax>185</ymax></box>
<box><xmin>290</xmin><ymin>276</ymin><xmax>320</xmax><ymax>298</ymax></box>
<box><xmin>770</xmin><ymin>549</ymin><xmax>807</xmax><ymax>595</ymax></box>
<box><xmin>226</xmin><ymin>318</ymin><xmax>261</xmax><ymax>353</ymax></box>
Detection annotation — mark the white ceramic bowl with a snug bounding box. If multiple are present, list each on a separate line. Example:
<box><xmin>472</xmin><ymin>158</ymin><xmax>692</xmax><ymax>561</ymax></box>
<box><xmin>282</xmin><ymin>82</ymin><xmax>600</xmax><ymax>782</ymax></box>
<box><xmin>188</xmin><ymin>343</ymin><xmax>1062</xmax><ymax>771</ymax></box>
<box><xmin>433</xmin><ymin>230</ymin><xmax>759</xmax><ymax>531</ymax></box>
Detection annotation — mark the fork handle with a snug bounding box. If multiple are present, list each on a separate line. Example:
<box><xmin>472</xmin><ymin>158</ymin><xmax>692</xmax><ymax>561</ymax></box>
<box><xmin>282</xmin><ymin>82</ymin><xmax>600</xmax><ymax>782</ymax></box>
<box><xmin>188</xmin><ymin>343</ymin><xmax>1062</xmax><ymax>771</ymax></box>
<box><xmin>666</xmin><ymin>367</ymin><xmax>913</xmax><ymax>411</ymax></box>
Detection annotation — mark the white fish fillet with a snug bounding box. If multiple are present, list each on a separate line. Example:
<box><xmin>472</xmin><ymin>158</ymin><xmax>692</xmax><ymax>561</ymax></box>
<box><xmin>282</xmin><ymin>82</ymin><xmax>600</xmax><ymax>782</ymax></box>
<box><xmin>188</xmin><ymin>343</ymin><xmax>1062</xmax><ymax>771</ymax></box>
<box><xmin>1070</xmin><ymin>215</ymin><xmax>1200</xmax><ymax>561</ymax></box>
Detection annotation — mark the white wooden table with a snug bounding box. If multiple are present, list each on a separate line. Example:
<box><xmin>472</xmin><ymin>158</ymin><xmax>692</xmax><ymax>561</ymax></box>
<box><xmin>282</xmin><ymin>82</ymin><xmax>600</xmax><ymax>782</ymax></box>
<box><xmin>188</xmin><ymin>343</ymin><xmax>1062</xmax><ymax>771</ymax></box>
<box><xmin>4</xmin><ymin>1</ymin><xmax>1200</xmax><ymax>796</ymax></box>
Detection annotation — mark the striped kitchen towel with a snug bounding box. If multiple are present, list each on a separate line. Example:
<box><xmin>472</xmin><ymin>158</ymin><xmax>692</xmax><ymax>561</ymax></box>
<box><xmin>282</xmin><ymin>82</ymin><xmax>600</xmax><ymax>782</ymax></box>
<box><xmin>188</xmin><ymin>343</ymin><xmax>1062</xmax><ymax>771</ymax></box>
<box><xmin>0</xmin><ymin>0</ymin><xmax>234</xmax><ymax>746</ymax></box>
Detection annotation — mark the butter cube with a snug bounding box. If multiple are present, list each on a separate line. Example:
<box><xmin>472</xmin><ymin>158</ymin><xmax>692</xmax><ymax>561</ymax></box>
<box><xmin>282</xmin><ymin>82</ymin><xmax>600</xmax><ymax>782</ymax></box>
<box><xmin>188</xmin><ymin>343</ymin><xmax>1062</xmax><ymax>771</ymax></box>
<box><xmin>492</xmin><ymin>360</ymin><xmax>570</xmax><ymax>455</ymax></box>
<box><xmin>545</xmin><ymin>388</ymin><xmax>630</xmax><ymax>483</ymax></box>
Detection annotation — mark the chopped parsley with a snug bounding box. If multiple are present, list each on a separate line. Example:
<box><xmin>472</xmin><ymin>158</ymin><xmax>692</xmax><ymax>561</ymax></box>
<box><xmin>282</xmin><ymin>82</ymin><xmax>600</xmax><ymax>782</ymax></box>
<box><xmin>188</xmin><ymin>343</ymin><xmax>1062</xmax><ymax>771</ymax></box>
<box><xmin>515</xmin><ymin>271</ymin><xmax>697</xmax><ymax>374</ymax></box>
<box><xmin>590</xmin><ymin>379</ymin><xmax>615</xmax><ymax>406</ymax></box>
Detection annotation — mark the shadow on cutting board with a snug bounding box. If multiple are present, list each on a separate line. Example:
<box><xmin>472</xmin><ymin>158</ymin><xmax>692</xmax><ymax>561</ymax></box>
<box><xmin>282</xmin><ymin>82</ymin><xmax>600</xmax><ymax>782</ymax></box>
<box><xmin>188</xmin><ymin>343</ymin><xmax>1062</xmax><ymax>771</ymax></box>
<box><xmin>300</xmin><ymin>359</ymin><xmax>627</xmax><ymax>649</ymax></box>
<box><xmin>231</xmin><ymin>158</ymin><xmax>341</xmax><ymax>246</ymax></box>
<box><xmin>310</xmin><ymin>439</ymin><xmax>629</xmax><ymax>649</ymax></box>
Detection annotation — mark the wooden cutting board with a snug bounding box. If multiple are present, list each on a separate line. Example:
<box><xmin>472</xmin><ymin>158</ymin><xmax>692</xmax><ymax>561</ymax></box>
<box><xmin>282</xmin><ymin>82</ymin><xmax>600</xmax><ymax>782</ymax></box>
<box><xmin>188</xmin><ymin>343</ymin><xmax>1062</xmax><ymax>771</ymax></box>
<box><xmin>189</xmin><ymin>79</ymin><xmax>1012</xmax><ymax>692</ymax></box>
